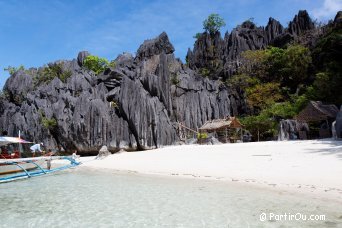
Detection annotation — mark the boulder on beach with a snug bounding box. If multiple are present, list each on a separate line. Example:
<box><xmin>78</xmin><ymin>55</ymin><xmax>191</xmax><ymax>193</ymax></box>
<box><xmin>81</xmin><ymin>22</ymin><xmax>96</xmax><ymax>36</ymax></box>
<box><xmin>96</xmin><ymin>146</ymin><xmax>111</xmax><ymax>159</ymax></box>
<box><xmin>278</xmin><ymin>119</ymin><xmax>309</xmax><ymax>141</ymax></box>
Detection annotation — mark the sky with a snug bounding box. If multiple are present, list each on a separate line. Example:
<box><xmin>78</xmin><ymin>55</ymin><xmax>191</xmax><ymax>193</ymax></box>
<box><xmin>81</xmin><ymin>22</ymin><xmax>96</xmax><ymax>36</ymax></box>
<box><xmin>0</xmin><ymin>0</ymin><xmax>341</xmax><ymax>88</ymax></box>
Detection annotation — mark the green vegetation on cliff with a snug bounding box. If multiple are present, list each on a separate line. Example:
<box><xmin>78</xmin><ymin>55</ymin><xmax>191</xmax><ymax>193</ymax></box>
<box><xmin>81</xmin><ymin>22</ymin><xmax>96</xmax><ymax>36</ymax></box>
<box><xmin>230</xmin><ymin>22</ymin><xmax>341</xmax><ymax>140</ymax></box>
<box><xmin>309</xmin><ymin>25</ymin><xmax>342</xmax><ymax>104</ymax></box>
<box><xmin>4</xmin><ymin>65</ymin><xmax>25</xmax><ymax>75</ymax></box>
<box><xmin>39</xmin><ymin>110</ymin><xmax>57</xmax><ymax>130</ymax></box>
<box><xmin>83</xmin><ymin>55</ymin><xmax>115</xmax><ymax>75</ymax></box>
<box><xmin>34</xmin><ymin>63</ymin><xmax>72</xmax><ymax>86</ymax></box>
<box><xmin>203</xmin><ymin>14</ymin><xmax>226</xmax><ymax>35</ymax></box>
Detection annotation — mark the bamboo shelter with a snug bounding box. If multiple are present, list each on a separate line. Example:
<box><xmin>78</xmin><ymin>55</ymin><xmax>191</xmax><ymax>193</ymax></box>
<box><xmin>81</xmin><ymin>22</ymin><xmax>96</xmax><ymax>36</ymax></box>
<box><xmin>296</xmin><ymin>101</ymin><xmax>339</xmax><ymax>138</ymax></box>
<box><xmin>199</xmin><ymin>117</ymin><xmax>244</xmax><ymax>143</ymax></box>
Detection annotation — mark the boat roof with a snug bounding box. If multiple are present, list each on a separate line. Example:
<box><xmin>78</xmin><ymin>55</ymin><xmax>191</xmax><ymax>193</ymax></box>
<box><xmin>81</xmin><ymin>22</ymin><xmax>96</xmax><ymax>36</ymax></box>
<box><xmin>0</xmin><ymin>137</ymin><xmax>33</xmax><ymax>146</ymax></box>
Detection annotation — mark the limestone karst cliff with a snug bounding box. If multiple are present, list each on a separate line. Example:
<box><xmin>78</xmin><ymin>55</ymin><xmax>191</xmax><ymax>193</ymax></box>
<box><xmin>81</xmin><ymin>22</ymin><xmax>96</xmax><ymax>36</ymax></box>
<box><xmin>1</xmin><ymin>10</ymin><xmax>337</xmax><ymax>153</ymax></box>
<box><xmin>186</xmin><ymin>10</ymin><xmax>316</xmax><ymax>79</ymax></box>
<box><xmin>0</xmin><ymin>32</ymin><xmax>245</xmax><ymax>154</ymax></box>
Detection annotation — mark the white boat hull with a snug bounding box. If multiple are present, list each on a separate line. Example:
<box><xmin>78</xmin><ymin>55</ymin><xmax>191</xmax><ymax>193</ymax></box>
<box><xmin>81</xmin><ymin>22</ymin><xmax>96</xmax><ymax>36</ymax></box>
<box><xmin>0</xmin><ymin>159</ymin><xmax>46</xmax><ymax>175</ymax></box>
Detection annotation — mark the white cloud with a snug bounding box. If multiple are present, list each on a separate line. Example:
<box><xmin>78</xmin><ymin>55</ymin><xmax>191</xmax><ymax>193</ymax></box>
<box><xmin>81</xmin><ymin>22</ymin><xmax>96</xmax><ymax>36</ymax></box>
<box><xmin>312</xmin><ymin>0</ymin><xmax>342</xmax><ymax>20</ymax></box>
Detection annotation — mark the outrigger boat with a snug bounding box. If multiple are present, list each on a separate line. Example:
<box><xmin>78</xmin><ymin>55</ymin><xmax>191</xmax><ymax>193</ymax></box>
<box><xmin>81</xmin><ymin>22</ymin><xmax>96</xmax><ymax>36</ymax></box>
<box><xmin>0</xmin><ymin>136</ymin><xmax>80</xmax><ymax>183</ymax></box>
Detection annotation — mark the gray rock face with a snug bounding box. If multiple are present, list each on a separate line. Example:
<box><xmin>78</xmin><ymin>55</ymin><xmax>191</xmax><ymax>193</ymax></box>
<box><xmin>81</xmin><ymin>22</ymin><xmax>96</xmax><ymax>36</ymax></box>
<box><xmin>0</xmin><ymin>32</ymin><xmax>245</xmax><ymax>155</ymax></box>
<box><xmin>3</xmin><ymin>70</ymin><xmax>34</xmax><ymax>106</ymax></box>
<box><xmin>186</xmin><ymin>32</ymin><xmax>224</xmax><ymax>79</ymax></box>
<box><xmin>77</xmin><ymin>51</ymin><xmax>90</xmax><ymax>67</ymax></box>
<box><xmin>288</xmin><ymin>10</ymin><xmax>314</xmax><ymax>36</ymax></box>
<box><xmin>278</xmin><ymin>119</ymin><xmax>309</xmax><ymax>141</ymax></box>
<box><xmin>136</xmin><ymin>32</ymin><xmax>175</xmax><ymax>59</ymax></box>
<box><xmin>186</xmin><ymin>10</ymin><xmax>315</xmax><ymax>79</ymax></box>
<box><xmin>334</xmin><ymin>11</ymin><xmax>342</xmax><ymax>24</ymax></box>
<box><xmin>115</xmin><ymin>52</ymin><xmax>134</xmax><ymax>67</ymax></box>
<box><xmin>336</xmin><ymin>106</ymin><xmax>342</xmax><ymax>138</ymax></box>
<box><xmin>265</xmin><ymin>18</ymin><xmax>284</xmax><ymax>43</ymax></box>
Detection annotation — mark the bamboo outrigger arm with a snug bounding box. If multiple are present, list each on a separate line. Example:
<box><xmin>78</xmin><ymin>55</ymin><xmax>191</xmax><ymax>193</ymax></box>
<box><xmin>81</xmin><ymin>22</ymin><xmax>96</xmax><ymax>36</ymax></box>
<box><xmin>0</xmin><ymin>156</ymin><xmax>80</xmax><ymax>183</ymax></box>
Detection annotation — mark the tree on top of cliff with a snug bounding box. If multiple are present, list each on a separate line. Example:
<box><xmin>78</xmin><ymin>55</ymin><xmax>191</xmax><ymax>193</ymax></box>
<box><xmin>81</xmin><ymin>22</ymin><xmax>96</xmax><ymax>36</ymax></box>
<box><xmin>83</xmin><ymin>55</ymin><xmax>112</xmax><ymax>75</ymax></box>
<box><xmin>203</xmin><ymin>14</ymin><xmax>226</xmax><ymax>35</ymax></box>
<box><xmin>4</xmin><ymin>65</ymin><xmax>25</xmax><ymax>76</ymax></box>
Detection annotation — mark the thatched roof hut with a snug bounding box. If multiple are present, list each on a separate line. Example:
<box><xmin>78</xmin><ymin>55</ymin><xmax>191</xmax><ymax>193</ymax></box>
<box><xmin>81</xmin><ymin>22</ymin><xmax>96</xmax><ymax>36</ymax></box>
<box><xmin>296</xmin><ymin>101</ymin><xmax>338</xmax><ymax>122</ymax></box>
<box><xmin>199</xmin><ymin>117</ymin><xmax>244</xmax><ymax>143</ymax></box>
<box><xmin>199</xmin><ymin>117</ymin><xmax>243</xmax><ymax>131</ymax></box>
<box><xmin>295</xmin><ymin>101</ymin><xmax>339</xmax><ymax>139</ymax></box>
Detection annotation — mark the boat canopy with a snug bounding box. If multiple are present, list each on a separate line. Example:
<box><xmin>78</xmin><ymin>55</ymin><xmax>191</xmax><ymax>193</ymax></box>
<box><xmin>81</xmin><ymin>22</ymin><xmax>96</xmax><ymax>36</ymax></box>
<box><xmin>0</xmin><ymin>137</ymin><xmax>32</xmax><ymax>146</ymax></box>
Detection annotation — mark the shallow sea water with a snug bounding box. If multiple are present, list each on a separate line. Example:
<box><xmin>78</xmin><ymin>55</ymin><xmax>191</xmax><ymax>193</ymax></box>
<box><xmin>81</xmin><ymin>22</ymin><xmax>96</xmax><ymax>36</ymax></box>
<box><xmin>0</xmin><ymin>167</ymin><xmax>341</xmax><ymax>228</ymax></box>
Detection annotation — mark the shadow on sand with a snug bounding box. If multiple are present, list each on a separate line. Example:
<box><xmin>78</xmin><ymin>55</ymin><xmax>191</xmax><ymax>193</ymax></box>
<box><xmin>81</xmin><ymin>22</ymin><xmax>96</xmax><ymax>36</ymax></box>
<box><xmin>304</xmin><ymin>139</ymin><xmax>342</xmax><ymax>160</ymax></box>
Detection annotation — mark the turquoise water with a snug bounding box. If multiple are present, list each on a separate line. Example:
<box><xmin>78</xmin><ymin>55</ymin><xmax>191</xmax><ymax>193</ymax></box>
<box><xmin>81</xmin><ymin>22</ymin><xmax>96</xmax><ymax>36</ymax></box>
<box><xmin>0</xmin><ymin>168</ymin><xmax>341</xmax><ymax>228</ymax></box>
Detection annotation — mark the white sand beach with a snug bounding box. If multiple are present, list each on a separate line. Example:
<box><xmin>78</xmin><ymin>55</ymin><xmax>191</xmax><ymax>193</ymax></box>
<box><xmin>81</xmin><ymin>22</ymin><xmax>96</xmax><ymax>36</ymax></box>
<box><xmin>81</xmin><ymin>139</ymin><xmax>342</xmax><ymax>202</ymax></box>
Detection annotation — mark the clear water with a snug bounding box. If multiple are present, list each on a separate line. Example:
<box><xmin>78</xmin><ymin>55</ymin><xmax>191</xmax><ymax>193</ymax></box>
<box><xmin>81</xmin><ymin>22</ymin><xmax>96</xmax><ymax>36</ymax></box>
<box><xmin>0</xmin><ymin>168</ymin><xmax>341</xmax><ymax>228</ymax></box>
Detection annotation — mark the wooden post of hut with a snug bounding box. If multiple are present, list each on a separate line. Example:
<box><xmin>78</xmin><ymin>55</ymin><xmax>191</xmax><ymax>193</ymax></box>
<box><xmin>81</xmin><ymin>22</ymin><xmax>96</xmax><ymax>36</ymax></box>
<box><xmin>175</xmin><ymin>122</ymin><xmax>199</xmax><ymax>142</ymax></box>
<box><xmin>240</xmin><ymin>128</ymin><xmax>243</xmax><ymax>141</ymax></box>
<box><xmin>225</xmin><ymin>128</ymin><xmax>228</xmax><ymax>143</ymax></box>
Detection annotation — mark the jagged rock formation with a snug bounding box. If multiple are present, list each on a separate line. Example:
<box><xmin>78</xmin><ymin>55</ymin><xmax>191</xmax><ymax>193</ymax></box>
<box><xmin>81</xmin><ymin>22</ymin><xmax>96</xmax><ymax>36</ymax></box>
<box><xmin>288</xmin><ymin>10</ymin><xmax>315</xmax><ymax>36</ymax></box>
<box><xmin>0</xmin><ymin>32</ymin><xmax>245</xmax><ymax>154</ymax></box>
<box><xmin>186</xmin><ymin>10</ymin><xmax>316</xmax><ymax>79</ymax></box>
<box><xmin>0</xmin><ymin>10</ymin><xmax>336</xmax><ymax>153</ymax></box>
<box><xmin>77</xmin><ymin>51</ymin><xmax>90</xmax><ymax>67</ymax></box>
<box><xmin>278</xmin><ymin>119</ymin><xmax>309</xmax><ymax>141</ymax></box>
<box><xmin>334</xmin><ymin>11</ymin><xmax>342</xmax><ymax>25</ymax></box>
